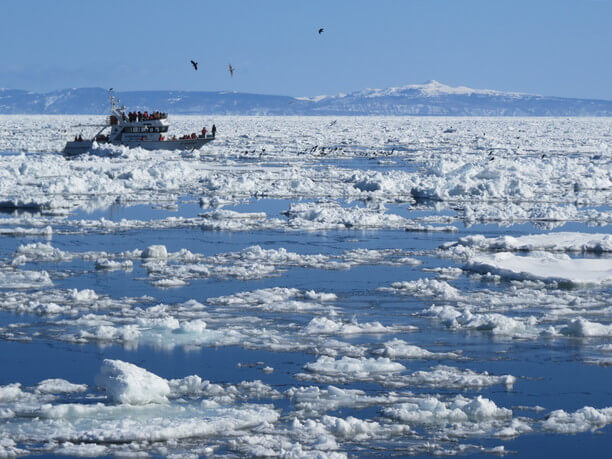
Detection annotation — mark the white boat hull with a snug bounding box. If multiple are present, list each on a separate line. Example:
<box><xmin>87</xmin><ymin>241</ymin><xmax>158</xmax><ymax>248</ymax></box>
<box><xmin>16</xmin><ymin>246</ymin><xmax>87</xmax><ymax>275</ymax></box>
<box><xmin>63</xmin><ymin>137</ymin><xmax>214</xmax><ymax>157</ymax></box>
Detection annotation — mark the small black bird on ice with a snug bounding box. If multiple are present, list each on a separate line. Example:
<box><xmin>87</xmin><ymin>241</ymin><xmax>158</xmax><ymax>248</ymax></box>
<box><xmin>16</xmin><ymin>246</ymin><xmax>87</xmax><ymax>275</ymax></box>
<box><xmin>228</xmin><ymin>64</ymin><xmax>235</xmax><ymax>77</ymax></box>
<box><xmin>318</xmin><ymin>28</ymin><xmax>324</xmax><ymax>34</ymax></box>
<box><xmin>190</xmin><ymin>60</ymin><xmax>198</xmax><ymax>71</ymax></box>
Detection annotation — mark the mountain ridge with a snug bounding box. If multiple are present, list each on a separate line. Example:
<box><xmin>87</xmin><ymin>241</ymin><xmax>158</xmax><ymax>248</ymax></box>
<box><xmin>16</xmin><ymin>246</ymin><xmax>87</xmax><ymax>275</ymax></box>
<box><xmin>1</xmin><ymin>81</ymin><xmax>611</xmax><ymax>116</ymax></box>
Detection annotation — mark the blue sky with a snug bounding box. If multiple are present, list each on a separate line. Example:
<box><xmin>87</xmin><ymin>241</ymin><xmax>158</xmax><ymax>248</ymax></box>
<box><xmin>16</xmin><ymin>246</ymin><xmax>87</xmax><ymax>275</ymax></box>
<box><xmin>2</xmin><ymin>0</ymin><xmax>611</xmax><ymax>99</ymax></box>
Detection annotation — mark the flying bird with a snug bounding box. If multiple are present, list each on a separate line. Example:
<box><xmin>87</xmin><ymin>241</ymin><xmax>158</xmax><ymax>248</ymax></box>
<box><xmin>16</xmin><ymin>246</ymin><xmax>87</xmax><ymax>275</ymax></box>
<box><xmin>190</xmin><ymin>60</ymin><xmax>198</xmax><ymax>71</ymax></box>
<box><xmin>228</xmin><ymin>64</ymin><xmax>235</xmax><ymax>77</ymax></box>
<box><xmin>318</xmin><ymin>28</ymin><xmax>324</xmax><ymax>34</ymax></box>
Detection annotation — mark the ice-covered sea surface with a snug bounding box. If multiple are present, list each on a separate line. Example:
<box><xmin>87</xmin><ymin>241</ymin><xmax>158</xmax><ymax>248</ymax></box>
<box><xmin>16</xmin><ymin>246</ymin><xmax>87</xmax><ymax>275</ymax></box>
<box><xmin>0</xmin><ymin>115</ymin><xmax>610</xmax><ymax>457</ymax></box>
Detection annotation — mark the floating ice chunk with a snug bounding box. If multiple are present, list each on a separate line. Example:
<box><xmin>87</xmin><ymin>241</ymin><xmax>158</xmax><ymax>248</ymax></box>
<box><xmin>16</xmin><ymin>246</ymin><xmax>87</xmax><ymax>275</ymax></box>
<box><xmin>82</xmin><ymin>324</ymin><xmax>140</xmax><ymax>342</ymax></box>
<box><xmin>200</xmin><ymin>210</ymin><xmax>281</xmax><ymax>231</ymax></box>
<box><xmin>142</xmin><ymin>245</ymin><xmax>168</xmax><ymax>259</ymax></box>
<box><xmin>0</xmin><ymin>384</ymin><xmax>26</xmax><ymax>402</ymax></box>
<box><xmin>342</xmin><ymin>248</ymin><xmax>421</xmax><ymax>266</ymax></box>
<box><xmin>33</xmin><ymin>400</ymin><xmax>280</xmax><ymax>448</ymax></box>
<box><xmin>376</xmin><ymin>339</ymin><xmax>461</xmax><ymax>359</ymax></box>
<box><xmin>542</xmin><ymin>406</ymin><xmax>612</xmax><ymax>433</ymax></box>
<box><xmin>209</xmin><ymin>287</ymin><xmax>302</xmax><ymax>305</ymax></box>
<box><xmin>283</xmin><ymin>201</ymin><xmax>409</xmax><ymax>230</ymax></box>
<box><xmin>208</xmin><ymin>287</ymin><xmax>336</xmax><ymax>313</ymax></box>
<box><xmin>303</xmin><ymin>317</ymin><xmax>394</xmax><ymax>335</ymax></box>
<box><xmin>178</xmin><ymin>319</ymin><xmax>207</xmax><ymax>333</ymax></box>
<box><xmin>494</xmin><ymin>418</ymin><xmax>533</xmax><ymax>437</ymax></box>
<box><xmin>167</xmin><ymin>376</ymin><xmax>280</xmax><ymax>402</ymax></box>
<box><xmin>54</xmin><ymin>442</ymin><xmax>108</xmax><ymax>457</ymax></box>
<box><xmin>445</xmin><ymin>232</ymin><xmax>612</xmax><ymax>253</ymax></box>
<box><xmin>466</xmin><ymin>251</ymin><xmax>612</xmax><ymax>286</ymax></box>
<box><xmin>152</xmin><ymin>277</ymin><xmax>188</xmax><ymax>288</ymax></box>
<box><xmin>380</xmin><ymin>278</ymin><xmax>460</xmax><ymax>299</ymax></box>
<box><xmin>302</xmin><ymin>290</ymin><xmax>337</xmax><ymax>302</ymax></box>
<box><xmin>14</xmin><ymin>242</ymin><xmax>70</xmax><ymax>263</ymax></box>
<box><xmin>422</xmin><ymin>305</ymin><xmax>540</xmax><ymax>338</ymax></box>
<box><xmin>35</xmin><ymin>379</ymin><xmax>88</xmax><ymax>394</ymax></box>
<box><xmin>558</xmin><ymin>318</ymin><xmax>612</xmax><ymax>337</ymax></box>
<box><xmin>201</xmin><ymin>209</ymin><xmax>267</xmax><ymax>221</ymax></box>
<box><xmin>0</xmin><ymin>225</ymin><xmax>52</xmax><ymax>237</ymax></box>
<box><xmin>94</xmin><ymin>258</ymin><xmax>133</xmax><ymax>271</ymax></box>
<box><xmin>320</xmin><ymin>414</ymin><xmax>412</xmax><ymax>441</ymax></box>
<box><xmin>403</xmin><ymin>365</ymin><xmax>516</xmax><ymax>389</ymax></box>
<box><xmin>95</xmin><ymin>359</ymin><xmax>171</xmax><ymax>405</ymax></box>
<box><xmin>33</xmin><ymin>302</ymin><xmax>66</xmax><ymax>315</ymax></box>
<box><xmin>0</xmin><ymin>437</ymin><xmax>26</xmax><ymax>457</ymax></box>
<box><xmin>422</xmin><ymin>266</ymin><xmax>463</xmax><ymax>280</ymax></box>
<box><xmin>286</xmin><ymin>385</ymin><xmax>406</xmax><ymax>415</ymax></box>
<box><xmin>0</xmin><ymin>270</ymin><xmax>53</xmax><ymax>289</ymax></box>
<box><xmin>303</xmin><ymin>356</ymin><xmax>406</xmax><ymax>380</ymax></box>
<box><xmin>383</xmin><ymin>395</ymin><xmax>512</xmax><ymax>424</ymax></box>
<box><xmin>70</xmin><ymin>289</ymin><xmax>98</xmax><ymax>302</ymax></box>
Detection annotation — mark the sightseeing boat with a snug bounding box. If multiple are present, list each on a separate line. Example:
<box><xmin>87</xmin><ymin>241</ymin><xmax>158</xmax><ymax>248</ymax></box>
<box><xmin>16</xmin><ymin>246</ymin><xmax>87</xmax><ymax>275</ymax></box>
<box><xmin>63</xmin><ymin>94</ymin><xmax>214</xmax><ymax>156</ymax></box>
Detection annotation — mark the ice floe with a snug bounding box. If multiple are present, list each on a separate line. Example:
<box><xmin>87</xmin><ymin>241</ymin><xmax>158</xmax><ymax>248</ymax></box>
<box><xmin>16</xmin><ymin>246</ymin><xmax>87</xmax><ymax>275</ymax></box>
<box><xmin>96</xmin><ymin>359</ymin><xmax>171</xmax><ymax>405</ymax></box>
<box><xmin>445</xmin><ymin>232</ymin><xmax>612</xmax><ymax>253</ymax></box>
<box><xmin>298</xmin><ymin>356</ymin><xmax>515</xmax><ymax>389</ymax></box>
<box><xmin>0</xmin><ymin>360</ymin><xmax>280</xmax><ymax>456</ymax></box>
<box><xmin>542</xmin><ymin>406</ymin><xmax>612</xmax><ymax>433</ymax></box>
<box><xmin>466</xmin><ymin>252</ymin><xmax>612</xmax><ymax>286</ymax></box>
<box><xmin>375</xmin><ymin>338</ymin><xmax>462</xmax><ymax>359</ymax></box>
<box><xmin>8</xmin><ymin>241</ymin><xmax>421</xmax><ymax>287</ymax></box>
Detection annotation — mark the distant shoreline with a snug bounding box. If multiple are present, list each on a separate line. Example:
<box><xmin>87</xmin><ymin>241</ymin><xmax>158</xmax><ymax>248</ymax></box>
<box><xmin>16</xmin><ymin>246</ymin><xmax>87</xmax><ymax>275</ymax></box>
<box><xmin>1</xmin><ymin>82</ymin><xmax>612</xmax><ymax>116</ymax></box>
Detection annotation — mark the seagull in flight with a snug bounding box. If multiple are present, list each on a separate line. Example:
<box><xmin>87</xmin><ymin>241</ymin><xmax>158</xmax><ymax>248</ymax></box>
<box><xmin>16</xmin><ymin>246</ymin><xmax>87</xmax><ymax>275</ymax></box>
<box><xmin>190</xmin><ymin>60</ymin><xmax>198</xmax><ymax>71</ymax></box>
<box><xmin>318</xmin><ymin>28</ymin><xmax>324</xmax><ymax>34</ymax></box>
<box><xmin>228</xmin><ymin>64</ymin><xmax>235</xmax><ymax>77</ymax></box>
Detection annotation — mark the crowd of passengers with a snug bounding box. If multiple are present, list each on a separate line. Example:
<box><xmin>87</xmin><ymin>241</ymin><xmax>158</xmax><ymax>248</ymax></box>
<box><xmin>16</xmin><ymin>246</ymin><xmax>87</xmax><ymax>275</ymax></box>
<box><xmin>124</xmin><ymin>111</ymin><xmax>167</xmax><ymax>122</ymax></box>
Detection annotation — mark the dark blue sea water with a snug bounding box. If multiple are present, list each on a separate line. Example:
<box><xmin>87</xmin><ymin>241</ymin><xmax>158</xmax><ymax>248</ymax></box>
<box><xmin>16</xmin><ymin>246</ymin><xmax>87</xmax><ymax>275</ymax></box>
<box><xmin>0</xmin><ymin>192</ymin><xmax>610</xmax><ymax>457</ymax></box>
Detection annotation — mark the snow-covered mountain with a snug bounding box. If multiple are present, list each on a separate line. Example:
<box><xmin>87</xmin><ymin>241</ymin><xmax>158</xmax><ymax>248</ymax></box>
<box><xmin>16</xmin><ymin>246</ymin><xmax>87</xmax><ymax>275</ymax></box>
<box><xmin>1</xmin><ymin>81</ymin><xmax>611</xmax><ymax>116</ymax></box>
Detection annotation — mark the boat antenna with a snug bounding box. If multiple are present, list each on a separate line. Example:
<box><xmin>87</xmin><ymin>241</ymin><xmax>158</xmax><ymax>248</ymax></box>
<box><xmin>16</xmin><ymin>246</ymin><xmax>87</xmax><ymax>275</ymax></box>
<box><xmin>108</xmin><ymin>88</ymin><xmax>126</xmax><ymax>113</ymax></box>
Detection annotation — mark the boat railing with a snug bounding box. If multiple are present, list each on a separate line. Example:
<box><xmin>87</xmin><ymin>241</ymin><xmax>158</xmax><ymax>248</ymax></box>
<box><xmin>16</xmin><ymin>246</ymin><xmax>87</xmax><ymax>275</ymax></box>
<box><xmin>108</xmin><ymin>113</ymin><xmax>168</xmax><ymax>126</ymax></box>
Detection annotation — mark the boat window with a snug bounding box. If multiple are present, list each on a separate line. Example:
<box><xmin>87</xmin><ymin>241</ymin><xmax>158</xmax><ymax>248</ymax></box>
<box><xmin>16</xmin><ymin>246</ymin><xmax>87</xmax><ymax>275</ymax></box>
<box><xmin>161</xmin><ymin>126</ymin><xmax>168</xmax><ymax>132</ymax></box>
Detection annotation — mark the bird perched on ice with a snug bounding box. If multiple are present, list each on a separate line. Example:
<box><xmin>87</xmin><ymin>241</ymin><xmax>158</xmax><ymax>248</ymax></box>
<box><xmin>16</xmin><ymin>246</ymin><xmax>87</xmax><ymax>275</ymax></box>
<box><xmin>228</xmin><ymin>64</ymin><xmax>235</xmax><ymax>77</ymax></box>
<box><xmin>318</xmin><ymin>28</ymin><xmax>324</xmax><ymax>34</ymax></box>
<box><xmin>190</xmin><ymin>60</ymin><xmax>198</xmax><ymax>71</ymax></box>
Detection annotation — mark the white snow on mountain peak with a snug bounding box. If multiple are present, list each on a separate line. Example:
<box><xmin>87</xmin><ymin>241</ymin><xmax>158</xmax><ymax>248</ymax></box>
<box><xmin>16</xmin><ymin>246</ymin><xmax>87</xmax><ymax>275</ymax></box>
<box><xmin>301</xmin><ymin>80</ymin><xmax>532</xmax><ymax>102</ymax></box>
